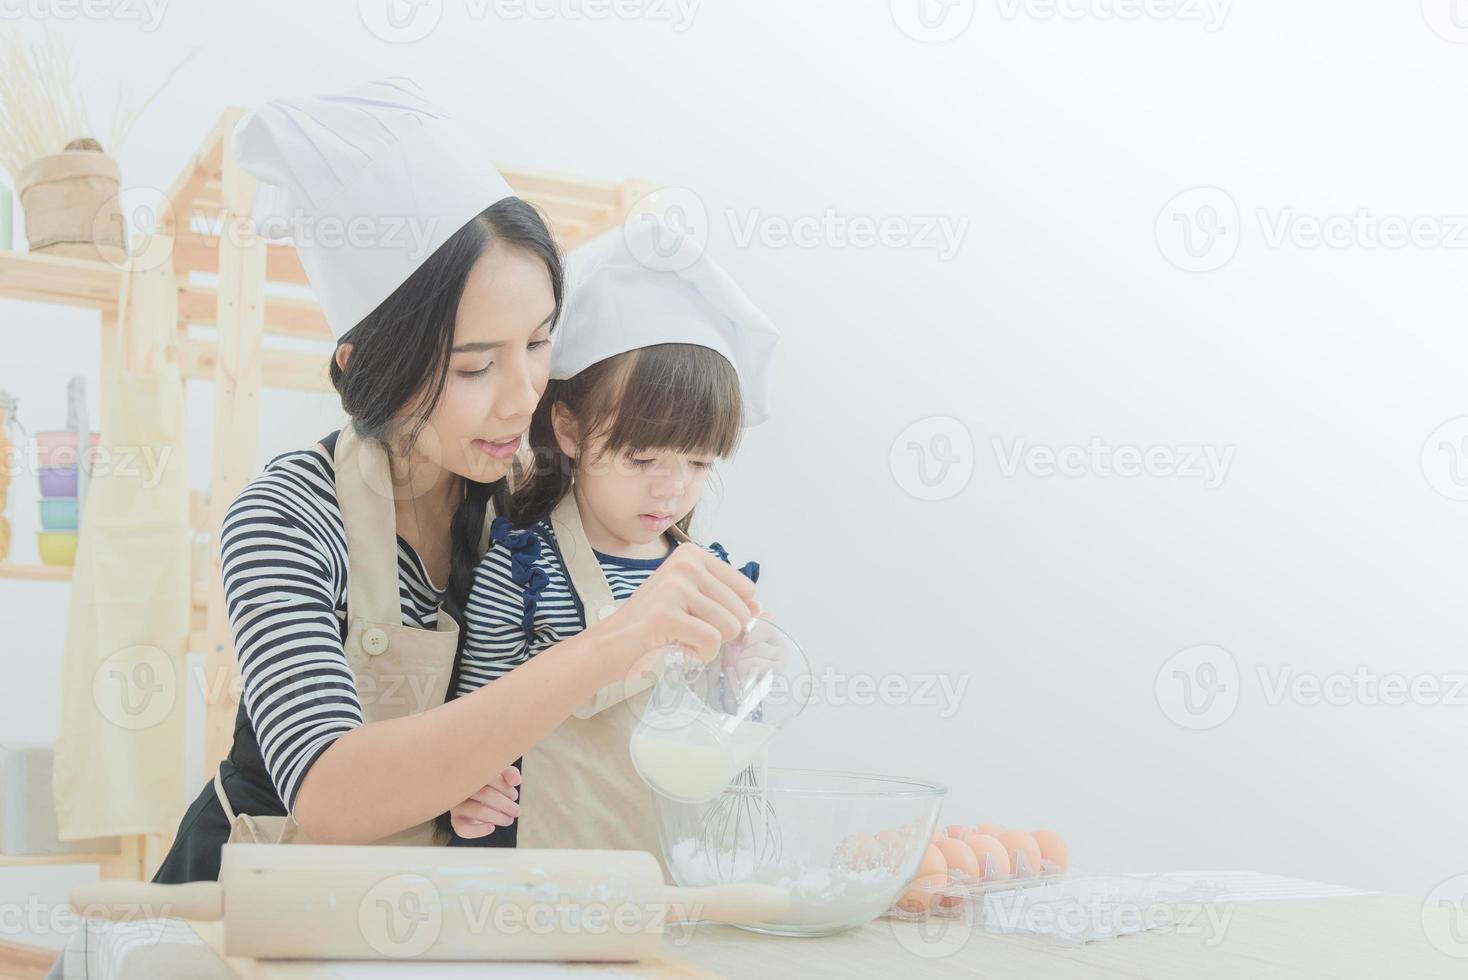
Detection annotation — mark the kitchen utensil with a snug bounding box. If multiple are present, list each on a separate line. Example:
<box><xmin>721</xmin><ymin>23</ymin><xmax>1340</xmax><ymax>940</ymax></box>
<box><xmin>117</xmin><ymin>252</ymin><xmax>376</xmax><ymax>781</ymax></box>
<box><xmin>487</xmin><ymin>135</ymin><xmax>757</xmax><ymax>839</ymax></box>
<box><xmin>39</xmin><ymin>466</ymin><xmax>76</xmax><ymax>497</ymax></box>
<box><xmin>34</xmin><ymin>429</ymin><xmax>99</xmax><ymax>469</ymax></box>
<box><xmin>632</xmin><ymin>617</ymin><xmax>811</xmax><ymax>804</ymax></box>
<box><xmin>70</xmin><ymin>843</ymin><xmax>789</xmax><ymax>962</ymax></box>
<box><xmin>657</xmin><ymin>769</ymin><xmax>946</xmax><ymax>937</ymax></box>
<box><xmin>36</xmin><ymin>531</ymin><xmax>77</xmax><ymax>566</ymax></box>
<box><xmin>39</xmin><ymin>497</ymin><xmax>78</xmax><ymax>531</ymax></box>
<box><xmin>696</xmin><ymin>755</ymin><xmax>782</xmax><ymax>880</ymax></box>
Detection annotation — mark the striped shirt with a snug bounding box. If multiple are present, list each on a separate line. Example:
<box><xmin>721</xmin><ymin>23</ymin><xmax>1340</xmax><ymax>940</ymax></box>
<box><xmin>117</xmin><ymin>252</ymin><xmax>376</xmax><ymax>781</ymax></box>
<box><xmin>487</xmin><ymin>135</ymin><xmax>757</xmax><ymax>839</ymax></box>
<box><xmin>459</xmin><ymin>517</ymin><xmax>759</xmax><ymax>689</ymax></box>
<box><xmin>221</xmin><ymin>443</ymin><xmax>453</xmax><ymax>814</ymax></box>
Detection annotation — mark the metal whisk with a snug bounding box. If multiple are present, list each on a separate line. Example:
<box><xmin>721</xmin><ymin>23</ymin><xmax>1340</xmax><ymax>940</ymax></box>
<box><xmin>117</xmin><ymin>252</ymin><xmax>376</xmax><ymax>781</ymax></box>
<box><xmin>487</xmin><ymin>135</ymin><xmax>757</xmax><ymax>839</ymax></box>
<box><xmin>695</xmin><ymin>764</ymin><xmax>782</xmax><ymax>879</ymax></box>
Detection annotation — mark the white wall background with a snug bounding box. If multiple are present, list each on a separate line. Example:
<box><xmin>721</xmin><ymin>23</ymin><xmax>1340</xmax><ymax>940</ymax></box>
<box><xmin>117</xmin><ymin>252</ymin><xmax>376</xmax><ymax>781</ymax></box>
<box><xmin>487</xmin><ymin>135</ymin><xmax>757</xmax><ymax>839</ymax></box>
<box><xmin>2</xmin><ymin>0</ymin><xmax>1466</xmax><ymax>920</ymax></box>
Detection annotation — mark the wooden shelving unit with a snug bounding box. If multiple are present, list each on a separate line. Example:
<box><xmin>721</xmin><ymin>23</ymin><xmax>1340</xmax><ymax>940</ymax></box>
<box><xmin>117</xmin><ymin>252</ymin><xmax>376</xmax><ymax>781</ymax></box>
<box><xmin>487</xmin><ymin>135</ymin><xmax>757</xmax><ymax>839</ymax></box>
<box><xmin>1</xmin><ymin>107</ymin><xmax>650</xmax><ymax>881</ymax></box>
<box><xmin>0</xmin><ymin>562</ymin><xmax>72</xmax><ymax>583</ymax></box>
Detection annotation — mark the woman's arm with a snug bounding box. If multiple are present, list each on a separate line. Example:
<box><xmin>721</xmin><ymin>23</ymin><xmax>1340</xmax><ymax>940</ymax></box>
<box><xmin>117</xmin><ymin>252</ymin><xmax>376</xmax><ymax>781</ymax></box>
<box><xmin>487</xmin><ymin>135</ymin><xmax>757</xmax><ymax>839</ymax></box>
<box><xmin>293</xmin><ymin>623</ymin><xmax>615</xmax><ymax>843</ymax></box>
<box><xmin>293</xmin><ymin>542</ymin><xmax>757</xmax><ymax>844</ymax></box>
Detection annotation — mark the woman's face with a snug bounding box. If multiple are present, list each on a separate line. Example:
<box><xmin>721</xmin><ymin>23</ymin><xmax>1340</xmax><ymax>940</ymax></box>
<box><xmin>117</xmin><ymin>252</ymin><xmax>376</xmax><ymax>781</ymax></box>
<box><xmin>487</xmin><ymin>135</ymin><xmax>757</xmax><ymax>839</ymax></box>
<box><xmin>406</xmin><ymin>241</ymin><xmax>557</xmax><ymax>486</ymax></box>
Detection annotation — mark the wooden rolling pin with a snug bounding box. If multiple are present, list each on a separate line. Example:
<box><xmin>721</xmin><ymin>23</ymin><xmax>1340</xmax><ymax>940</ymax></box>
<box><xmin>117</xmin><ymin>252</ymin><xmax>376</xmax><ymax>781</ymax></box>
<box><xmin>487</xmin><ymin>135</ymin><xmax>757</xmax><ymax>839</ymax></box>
<box><xmin>71</xmin><ymin>844</ymin><xmax>789</xmax><ymax>962</ymax></box>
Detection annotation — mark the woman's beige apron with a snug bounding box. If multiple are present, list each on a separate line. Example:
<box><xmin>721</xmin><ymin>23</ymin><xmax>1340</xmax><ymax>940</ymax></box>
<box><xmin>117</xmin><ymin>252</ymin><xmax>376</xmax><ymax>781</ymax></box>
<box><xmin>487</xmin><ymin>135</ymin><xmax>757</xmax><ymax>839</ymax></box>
<box><xmin>517</xmin><ymin>492</ymin><xmax>689</xmax><ymax>874</ymax></box>
<box><xmin>213</xmin><ymin>423</ymin><xmax>493</xmax><ymax>847</ymax></box>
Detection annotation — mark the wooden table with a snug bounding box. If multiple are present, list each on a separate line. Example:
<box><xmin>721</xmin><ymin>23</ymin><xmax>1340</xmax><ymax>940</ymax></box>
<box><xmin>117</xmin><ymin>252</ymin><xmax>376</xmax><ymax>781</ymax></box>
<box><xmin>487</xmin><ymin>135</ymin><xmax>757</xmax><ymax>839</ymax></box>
<box><xmin>670</xmin><ymin>894</ymin><xmax>1459</xmax><ymax>979</ymax></box>
<box><xmin>125</xmin><ymin>893</ymin><xmax>1455</xmax><ymax>980</ymax></box>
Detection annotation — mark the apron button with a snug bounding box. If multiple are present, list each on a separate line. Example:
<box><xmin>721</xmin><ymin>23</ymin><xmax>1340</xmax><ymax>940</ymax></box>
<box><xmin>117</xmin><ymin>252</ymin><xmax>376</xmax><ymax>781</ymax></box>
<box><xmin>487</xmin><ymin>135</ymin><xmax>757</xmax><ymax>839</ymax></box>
<box><xmin>362</xmin><ymin>627</ymin><xmax>389</xmax><ymax>656</ymax></box>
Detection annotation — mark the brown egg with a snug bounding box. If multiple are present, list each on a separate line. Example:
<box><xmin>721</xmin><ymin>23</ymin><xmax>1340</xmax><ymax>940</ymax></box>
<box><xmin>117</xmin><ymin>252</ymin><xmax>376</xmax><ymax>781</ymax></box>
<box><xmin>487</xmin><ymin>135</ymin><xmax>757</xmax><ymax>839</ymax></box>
<box><xmin>960</xmin><ymin>833</ymin><xmax>1012</xmax><ymax>880</ymax></box>
<box><xmin>917</xmin><ymin>843</ymin><xmax>947</xmax><ymax>880</ymax></box>
<box><xmin>896</xmin><ymin>874</ymin><xmax>946</xmax><ymax>913</ymax></box>
<box><xmin>932</xmin><ymin>838</ymin><xmax>981</xmax><ymax>907</ymax></box>
<box><xmin>1032</xmin><ymin>829</ymin><xmax>1069</xmax><ymax>870</ymax></box>
<box><xmin>976</xmin><ymin>822</ymin><xmax>1004</xmax><ymax>836</ymax></box>
<box><xmin>996</xmin><ymin>830</ymin><xmax>1043</xmax><ymax>876</ymax></box>
<box><xmin>945</xmin><ymin>823</ymin><xmax>969</xmax><ymax>839</ymax></box>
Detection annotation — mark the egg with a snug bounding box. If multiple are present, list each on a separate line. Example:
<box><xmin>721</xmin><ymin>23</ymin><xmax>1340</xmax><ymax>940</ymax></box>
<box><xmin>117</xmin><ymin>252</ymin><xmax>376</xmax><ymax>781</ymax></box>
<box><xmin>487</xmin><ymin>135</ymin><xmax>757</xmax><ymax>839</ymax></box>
<box><xmin>932</xmin><ymin>838</ymin><xmax>981</xmax><ymax>907</ymax></box>
<box><xmin>960</xmin><ymin>833</ymin><xmax>1012</xmax><ymax>880</ymax></box>
<box><xmin>932</xmin><ymin>831</ymin><xmax>947</xmax><ymax>844</ymax></box>
<box><xmin>917</xmin><ymin>843</ymin><xmax>947</xmax><ymax>880</ymax></box>
<box><xmin>976</xmin><ymin>822</ymin><xmax>1004</xmax><ymax>836</ymax></box>
<box><xmin>1032</xmin><ymin>829</ymin><xmax>1069</xmax><ymax>870</ymax></box>
<box><xmin>896</xmin><ymin>874</ymin><xmax>946</xmax><ymax>913</ymax></box>
<box><xmin>996</xmin><ymin>830</ymin><xmax>1043</xmax><ymax>877</ymax></box>
<box><xmin>944</xmin><ymin>823</ymin><xmax>969</xmax><ymax>839</ymax></box>
<box><xmin>933</xmin><ymin>838</ymin><xmax>979</xmax><ymax>879</ymax></box>
<box><xmin>834</xmin><ymin>833</ymin><xmax>884</xmax><ymax>871</ymax></box>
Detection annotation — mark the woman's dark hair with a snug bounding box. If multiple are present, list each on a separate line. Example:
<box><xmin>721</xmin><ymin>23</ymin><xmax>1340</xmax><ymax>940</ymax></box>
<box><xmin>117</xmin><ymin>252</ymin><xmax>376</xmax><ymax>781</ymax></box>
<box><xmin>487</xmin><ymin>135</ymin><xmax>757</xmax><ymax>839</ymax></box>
<box><xmin>330</xmin><ymin>195</ymin><xmax>563</xmax><ymax>680</ymax></box>
<box><xmin>511</xmin><ymin>343</ymin><xmax>743</xmax><ymax>530</ymax></box>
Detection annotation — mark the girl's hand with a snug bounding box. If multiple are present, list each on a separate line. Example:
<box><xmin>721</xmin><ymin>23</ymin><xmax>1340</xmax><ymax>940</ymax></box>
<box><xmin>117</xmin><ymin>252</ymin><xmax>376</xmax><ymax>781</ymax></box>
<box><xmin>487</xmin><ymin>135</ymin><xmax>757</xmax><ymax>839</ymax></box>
<box><xmin>594</xmin><ymin>542</ymin><xmax>760</xmax><ymax>681</ymax></box>
<box><xmin>448</xmin><ymin>765</ymin><xmax>521</xmax><ymax>839</ymax></box>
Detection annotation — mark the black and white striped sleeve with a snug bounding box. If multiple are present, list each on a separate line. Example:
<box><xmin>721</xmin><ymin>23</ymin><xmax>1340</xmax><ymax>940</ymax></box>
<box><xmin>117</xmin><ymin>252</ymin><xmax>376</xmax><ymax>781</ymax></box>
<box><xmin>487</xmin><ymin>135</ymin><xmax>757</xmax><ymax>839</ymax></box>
<box><xmin>220</xmin><ymin>459</ymin><xmax>358</xmax><ymax>815</ymax></box>
<box><xmin>457</xmin><ymin>542</ymin><xmax>535</xmax><ymax>695</ymax></box>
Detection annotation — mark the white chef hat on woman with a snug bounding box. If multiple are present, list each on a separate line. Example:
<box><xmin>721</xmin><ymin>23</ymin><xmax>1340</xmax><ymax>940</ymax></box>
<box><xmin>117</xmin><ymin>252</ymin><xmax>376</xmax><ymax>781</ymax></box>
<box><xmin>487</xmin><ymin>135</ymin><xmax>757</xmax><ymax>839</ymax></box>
<box><xmin>231</xmin><ymin>76</ymin><xmax>515</xmax><ymax>338</ymax></box>
<box><xmin>552</xmin><ymin>216</ymin><xmax>780</xmax><ymax>427</ymax></box>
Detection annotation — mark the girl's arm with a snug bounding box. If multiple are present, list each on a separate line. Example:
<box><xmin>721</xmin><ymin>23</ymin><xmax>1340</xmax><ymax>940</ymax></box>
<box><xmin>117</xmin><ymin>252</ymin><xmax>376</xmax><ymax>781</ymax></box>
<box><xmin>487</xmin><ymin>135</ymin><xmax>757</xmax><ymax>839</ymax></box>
<box><xmin>292</xmin><ymin>542</ymin><xmax>756</xmax><ymax>844</ymax></box>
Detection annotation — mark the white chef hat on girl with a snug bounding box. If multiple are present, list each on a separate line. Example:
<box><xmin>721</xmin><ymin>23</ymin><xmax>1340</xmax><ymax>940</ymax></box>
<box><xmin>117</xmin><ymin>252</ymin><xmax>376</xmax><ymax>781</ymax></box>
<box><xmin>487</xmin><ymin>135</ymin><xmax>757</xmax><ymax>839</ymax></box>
<box><xmin>231</xmin><ymin>76</ymin><xmax>515</xmax><ymax>339</ymax></box>
<box><xmin>552</xmin><ymin>216</ymin><xmax>780</xmax><ymax>427</ymax></box>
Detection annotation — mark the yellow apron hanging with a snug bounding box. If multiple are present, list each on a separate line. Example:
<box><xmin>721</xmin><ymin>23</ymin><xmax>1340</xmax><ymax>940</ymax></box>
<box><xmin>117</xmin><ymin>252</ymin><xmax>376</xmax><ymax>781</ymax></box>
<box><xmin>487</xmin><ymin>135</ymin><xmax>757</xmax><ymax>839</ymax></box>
<box><xmin>52</xmin><ymin>362</ymin><xmax>190</xmax><ymax>840</ymax></box>
<box><xmin>213</xmin><ymin>423</ymin><xmax>494</xmax><ymax>847</ymax></box>
<box><xmin>517</xmin><ymin>491</ymin><xmax>689</xmax><ymax>875</ymax></box>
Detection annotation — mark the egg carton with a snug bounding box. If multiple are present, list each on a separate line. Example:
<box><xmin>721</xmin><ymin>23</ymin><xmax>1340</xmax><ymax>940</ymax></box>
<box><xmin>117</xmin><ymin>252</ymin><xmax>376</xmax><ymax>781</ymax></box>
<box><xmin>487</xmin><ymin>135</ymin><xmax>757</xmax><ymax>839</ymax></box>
<box><xmin>885</xmin><ymin>869</ymin><xmax>1226</xmax><ymax>947</ymax></box>
<box><xmin>886</xmin><ymin>857</ymin><xmax>1069</xmax><ymax>920</ymax></box>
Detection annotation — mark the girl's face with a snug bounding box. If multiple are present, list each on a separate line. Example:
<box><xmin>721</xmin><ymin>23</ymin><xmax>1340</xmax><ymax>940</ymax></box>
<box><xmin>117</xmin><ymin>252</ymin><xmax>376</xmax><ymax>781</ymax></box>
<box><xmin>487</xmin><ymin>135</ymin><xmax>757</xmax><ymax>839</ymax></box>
<box><xmin>555</xmin><ymin>410</ymin><xmax>716</xmax><ymax>551</ymax></box>
<box><xmin>400</xmin><ymin>242</ymin><xmax>557</xmax><ymax>486</ymax></box>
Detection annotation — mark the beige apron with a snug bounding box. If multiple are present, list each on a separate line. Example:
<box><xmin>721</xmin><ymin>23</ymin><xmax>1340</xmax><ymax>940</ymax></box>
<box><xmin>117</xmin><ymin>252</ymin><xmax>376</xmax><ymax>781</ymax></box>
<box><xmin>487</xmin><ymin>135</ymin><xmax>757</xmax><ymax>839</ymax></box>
<box><xmin>517</xmin><ymin>492</ymin><xmax>691</xmax><ymax>874</ymax></box>
<box><xmin>213</xmin><ymin>423</ymin><xmax>493</xmax><ymax>847</ymax></box>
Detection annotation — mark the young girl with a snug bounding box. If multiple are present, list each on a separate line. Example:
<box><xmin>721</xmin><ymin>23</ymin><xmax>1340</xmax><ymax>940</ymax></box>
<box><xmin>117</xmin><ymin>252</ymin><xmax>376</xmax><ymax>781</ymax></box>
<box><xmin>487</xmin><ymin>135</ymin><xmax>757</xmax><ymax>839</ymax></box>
<box><xmin>451</xmin><ymin>218</ymin><xmax>779</xmax><ymax>864</ymax></box>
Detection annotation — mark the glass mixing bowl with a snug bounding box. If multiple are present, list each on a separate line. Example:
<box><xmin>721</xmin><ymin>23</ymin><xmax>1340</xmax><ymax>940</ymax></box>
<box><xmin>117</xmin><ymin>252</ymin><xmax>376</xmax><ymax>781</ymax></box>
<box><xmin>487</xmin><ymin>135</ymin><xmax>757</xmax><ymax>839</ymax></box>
<box><xmin>654</xmin><ymin>768</ymin><xmax>947</xmax><ymax>937</ymax></box>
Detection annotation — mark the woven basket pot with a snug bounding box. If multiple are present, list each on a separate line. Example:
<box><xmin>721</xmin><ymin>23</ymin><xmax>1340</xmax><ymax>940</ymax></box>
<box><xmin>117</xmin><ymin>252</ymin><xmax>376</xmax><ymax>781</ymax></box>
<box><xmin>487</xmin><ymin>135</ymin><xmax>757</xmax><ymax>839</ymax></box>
<box><xmin>15</xmin><ymin>149</ymin><xmax>126</xmax><ymax>263</ymax></box>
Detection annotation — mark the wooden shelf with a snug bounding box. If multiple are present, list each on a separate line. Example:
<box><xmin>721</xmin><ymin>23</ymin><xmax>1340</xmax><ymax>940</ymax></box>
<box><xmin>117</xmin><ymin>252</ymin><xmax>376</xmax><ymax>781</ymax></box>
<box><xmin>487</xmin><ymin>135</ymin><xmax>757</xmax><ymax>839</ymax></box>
<box><xmin>0</xmin><ymin>849</ymin><xmax>120</xmax><ymax>868</ymax></box>
<box><xmin>0</xmin><ymin>250</ymin><xmax>123</xmax><ymax>310</ymax></box>
<box><xmin>0</xmin><ymin>562</ymin><xmax>72</xmax><ymax>582</ymax></box>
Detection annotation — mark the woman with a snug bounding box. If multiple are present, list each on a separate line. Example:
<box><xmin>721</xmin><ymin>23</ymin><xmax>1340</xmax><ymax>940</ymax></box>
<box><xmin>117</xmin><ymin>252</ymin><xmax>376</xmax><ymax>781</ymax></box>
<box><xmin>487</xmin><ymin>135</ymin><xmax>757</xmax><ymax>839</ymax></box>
<box><xmin>152</xmin><ymin>78</ymin><xmax>757</xmax><ymax>883</ymax></box>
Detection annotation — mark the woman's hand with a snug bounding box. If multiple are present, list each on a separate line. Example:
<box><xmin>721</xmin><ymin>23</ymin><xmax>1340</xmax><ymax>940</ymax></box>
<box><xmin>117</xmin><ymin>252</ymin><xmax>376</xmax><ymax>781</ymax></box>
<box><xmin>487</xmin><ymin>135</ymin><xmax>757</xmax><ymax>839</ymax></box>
<box><xmin>592</xmin><ymin>542</ymin><xmax>760</xmax><ymax>683</ymax></box>
<box><xmin>448</xmin><ymin>765</ymin><xmax>521</xmax><ymax>839</ymax></box>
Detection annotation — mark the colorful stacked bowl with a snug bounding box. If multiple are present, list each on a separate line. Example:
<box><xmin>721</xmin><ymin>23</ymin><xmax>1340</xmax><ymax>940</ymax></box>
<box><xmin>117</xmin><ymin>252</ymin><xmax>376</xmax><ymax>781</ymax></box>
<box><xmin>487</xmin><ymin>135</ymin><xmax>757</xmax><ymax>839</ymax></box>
<box><xmin>34</xmin><ymin>430</ymin><xmax>96</xmax><ymax>566</ymax></box>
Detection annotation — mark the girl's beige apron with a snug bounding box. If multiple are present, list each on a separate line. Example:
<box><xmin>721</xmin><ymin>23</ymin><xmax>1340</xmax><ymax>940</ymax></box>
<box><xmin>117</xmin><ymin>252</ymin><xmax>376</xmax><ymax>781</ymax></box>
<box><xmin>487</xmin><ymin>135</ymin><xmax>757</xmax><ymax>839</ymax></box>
<box><xmin>517</xmin><ymin>492</ymin><xmax>688</xmax><ymax>874</ymax></box>
<box><xmin>213</xmin><ymin>423</ymin><xmax>493</xmax><ymax>847</ymax></box>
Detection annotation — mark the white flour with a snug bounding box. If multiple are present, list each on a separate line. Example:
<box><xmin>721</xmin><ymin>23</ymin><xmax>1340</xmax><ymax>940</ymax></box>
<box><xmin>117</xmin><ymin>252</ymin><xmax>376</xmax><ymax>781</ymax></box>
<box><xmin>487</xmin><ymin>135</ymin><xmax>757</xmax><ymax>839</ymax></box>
<box><xmin>667</xmin><ymin>837</ymin><xmax>904</xmax><ymax>928</ymax></box>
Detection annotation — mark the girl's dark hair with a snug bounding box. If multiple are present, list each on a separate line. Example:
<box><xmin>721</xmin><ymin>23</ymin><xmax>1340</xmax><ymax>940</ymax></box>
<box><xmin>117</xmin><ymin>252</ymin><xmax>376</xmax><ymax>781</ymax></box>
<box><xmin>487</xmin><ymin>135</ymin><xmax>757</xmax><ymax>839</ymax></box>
<box><xmin>511</xmin><ymin>343</ymin><xmax>743</xmax><ymax>530</ymax></box>
<box><xmin>330</xmin><ymin>196</ymin><xmax>563</xmax><ymax>678</ymax></box>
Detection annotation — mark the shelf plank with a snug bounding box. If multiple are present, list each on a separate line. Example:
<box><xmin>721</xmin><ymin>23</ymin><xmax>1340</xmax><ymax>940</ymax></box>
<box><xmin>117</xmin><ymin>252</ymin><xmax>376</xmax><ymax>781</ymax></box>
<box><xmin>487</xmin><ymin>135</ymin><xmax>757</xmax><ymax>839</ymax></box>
<box><xmin>0</xmin><ymin>562</ymin><xmax>72</xmax><ymax>582</ymax></box>
<box><xmin>0</xmin><ymin>850</ymin><xmax>120</xmax><ymax>868</ymax></box>
<box><xmin>0</xmin><ymin>250</ymin><xmax>123</xmax><ymax>310</ymax></box>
